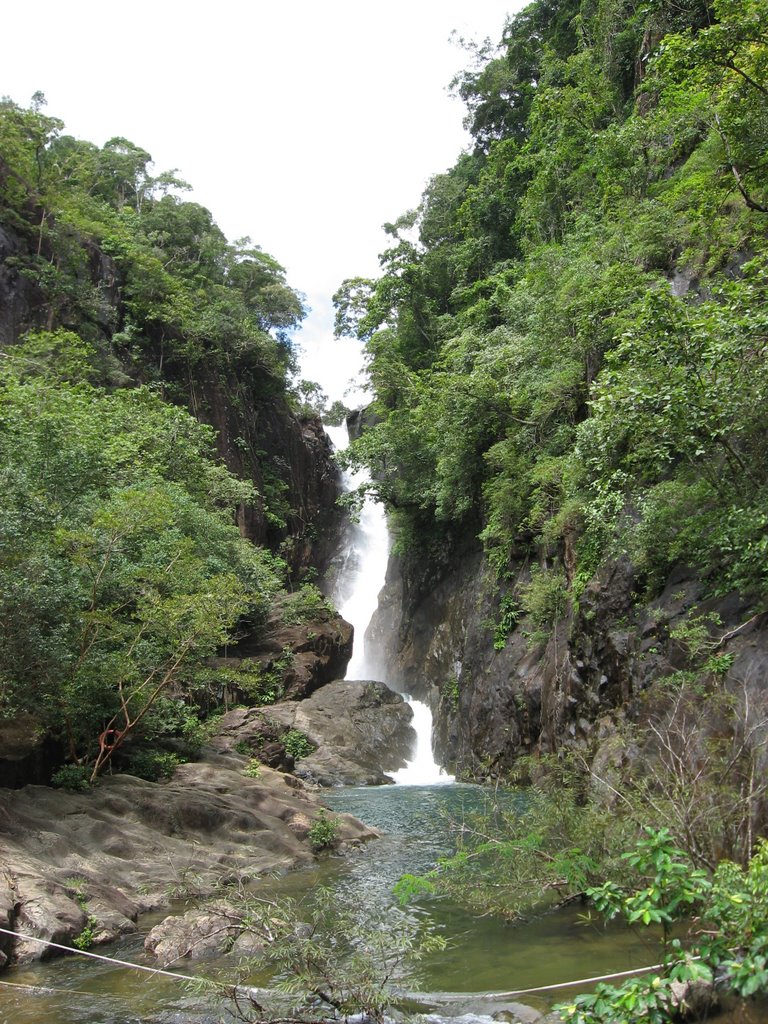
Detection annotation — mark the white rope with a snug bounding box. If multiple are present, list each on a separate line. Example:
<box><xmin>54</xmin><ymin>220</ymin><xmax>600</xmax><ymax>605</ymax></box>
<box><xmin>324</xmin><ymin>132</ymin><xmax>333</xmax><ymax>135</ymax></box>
<box><xmin>0</xmin><ymin>924</ymin><xmax>690</xmax><ymax>1003</ymax></box>
<box><xmin>459</xmin><ymin>961</ymin><xmax>668</xmax><ymax>998</ymax></box>
<box><xmin>0</xmin><ymin>926</ymin><xmax>259</xmax><ymax>994</ymax></box>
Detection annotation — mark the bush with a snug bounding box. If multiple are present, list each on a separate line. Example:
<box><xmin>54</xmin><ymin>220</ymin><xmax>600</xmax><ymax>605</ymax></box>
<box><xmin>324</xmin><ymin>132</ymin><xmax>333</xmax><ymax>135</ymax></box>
<box><xmin>520</xmin><ymin>565</ymin><xmax>569</xmax><ymax>634</ymax></box>
<box><xmin>283</xmin><ymin>728</ymin><xmax>313</xmax><ymax>760</ymax></box>
<box><xmin>308</xmin><ymin>809</ymin><xmax>340</xmax><ymax>851</ymax></box>
<box><xmin>123</xmin><ymin>749</ymin><xmax>185</xmax><ymax>781</ymax></box>
<box><xmin>51</xmin><ymin>764</ymin><xmax>92</xmax><ymax>792</ymax></box>
<box><xmin>280</xmin><ymin>584</ymin><xmax>333</xmax><ymax>625</ymax></box>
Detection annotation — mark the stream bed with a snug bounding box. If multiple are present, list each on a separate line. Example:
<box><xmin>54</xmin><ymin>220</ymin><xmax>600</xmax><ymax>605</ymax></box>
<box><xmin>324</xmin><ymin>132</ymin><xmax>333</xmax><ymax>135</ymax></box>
<box><xmin>0</xmin><ymin>782</ymin><xmax>663</xmax><ymax>1024</ymax></box>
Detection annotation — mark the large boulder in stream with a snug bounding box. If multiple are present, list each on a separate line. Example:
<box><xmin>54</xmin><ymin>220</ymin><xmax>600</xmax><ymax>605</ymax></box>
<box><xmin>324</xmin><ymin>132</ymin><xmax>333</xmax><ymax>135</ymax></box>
<box><xmin>212</xmin><ymin>679</ymin><xmax>416</xmax><ymax>786</ymax></box>
<box><xmin>0</xmin><ymin>758</ymin><xmax>376</xmax><ymax>966</ymax></box>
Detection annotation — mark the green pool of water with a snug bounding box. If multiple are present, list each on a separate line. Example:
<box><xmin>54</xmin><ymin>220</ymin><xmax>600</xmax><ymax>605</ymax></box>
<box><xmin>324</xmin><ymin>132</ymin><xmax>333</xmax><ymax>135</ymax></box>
<box><xmin>0</xmin><ymin>783</ymin><xmax>669</xmax><ymax>1023</ymax></box>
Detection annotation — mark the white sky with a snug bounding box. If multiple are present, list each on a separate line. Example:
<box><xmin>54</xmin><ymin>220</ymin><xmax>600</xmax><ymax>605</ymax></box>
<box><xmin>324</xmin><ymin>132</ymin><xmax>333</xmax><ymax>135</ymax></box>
<box><xmin>3</xmin><ymin>1</ymin><xmax>520</xmax><ymax>403</ymax></box>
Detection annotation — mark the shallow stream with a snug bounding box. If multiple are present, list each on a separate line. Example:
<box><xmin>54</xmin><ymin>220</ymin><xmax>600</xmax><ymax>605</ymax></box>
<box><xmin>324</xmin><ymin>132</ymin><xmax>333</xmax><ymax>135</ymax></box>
<box><xmin>0</xmin><ymin>781</ymin><xmax>665</xmax><ymax>1024</ymax></box>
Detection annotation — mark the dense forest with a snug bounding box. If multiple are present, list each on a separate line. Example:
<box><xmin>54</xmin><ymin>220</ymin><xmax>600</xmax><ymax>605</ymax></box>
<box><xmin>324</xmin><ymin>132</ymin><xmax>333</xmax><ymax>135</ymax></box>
<box><xmin>338</xmin><ymin>0</ymin><xmax>767</xmax><ymax>608</ymax></box>
<box><xmin>0</xmin><ymin>95</ymin><xmax>342</xmax><ymax>783</ymax></box>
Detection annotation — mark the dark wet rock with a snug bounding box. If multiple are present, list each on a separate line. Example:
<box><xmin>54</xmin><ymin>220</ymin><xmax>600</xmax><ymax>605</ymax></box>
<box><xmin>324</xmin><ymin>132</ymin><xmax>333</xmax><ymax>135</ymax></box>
<box><xmin>368</xmin><ymin>532</ymin><xmax>768</xmax><ymax>783</ymax></box>
<box><xmin>211</xmin><ymin>679</ymin><xmax>416</xmax><ymax>786</ymax></box>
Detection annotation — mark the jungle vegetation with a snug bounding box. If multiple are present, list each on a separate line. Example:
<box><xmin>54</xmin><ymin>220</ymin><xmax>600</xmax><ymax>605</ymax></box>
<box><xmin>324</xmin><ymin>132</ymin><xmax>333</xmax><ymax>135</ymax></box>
<box><xmin>336</xmin><ymin>0</ymin><xmax>768</xmax><ymax>610</ymax></box>
<box><xmin>0</xmin><ymin>95</ymin><xmax>327</xmax><ymax>779</ymax></box>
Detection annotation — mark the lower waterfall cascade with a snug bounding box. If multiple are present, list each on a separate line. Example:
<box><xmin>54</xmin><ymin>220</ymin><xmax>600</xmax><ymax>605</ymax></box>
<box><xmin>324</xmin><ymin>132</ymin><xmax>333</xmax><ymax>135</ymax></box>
<box><xmin>326</xmin><ymin>421</ymin><xmax>453</xmax><ymax>784</ymax></box>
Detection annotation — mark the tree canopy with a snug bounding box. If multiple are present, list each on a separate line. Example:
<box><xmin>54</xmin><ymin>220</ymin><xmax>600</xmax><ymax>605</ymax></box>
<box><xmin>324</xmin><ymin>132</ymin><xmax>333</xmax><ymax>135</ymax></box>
<box><xmin>336</xmin><ymin>0</ymin><xmax>768</xmax><ymax>607</ymax></box>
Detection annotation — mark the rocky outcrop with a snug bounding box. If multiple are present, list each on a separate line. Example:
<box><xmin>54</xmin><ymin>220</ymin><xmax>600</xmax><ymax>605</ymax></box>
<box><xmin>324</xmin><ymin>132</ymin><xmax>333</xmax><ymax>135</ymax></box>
<box><xmin>369</xmin><ymin>537</ymin><xmax>768</xmax><ymax>782</ymax></box>
<box><xmin>0</xmin><ymin>224</ymin><xmax>47</xmax><ymax>347</ymax></box>
<box><xmin>211</xmin><ymin>680</ymin><xmax>416</xmax><ymax>786</ymax></box>
<box><xmin>194</xmin><ymin>367</ymin><xmax>344</xmax><ymax>578</ymax></box>
<box><xmin>0</xmin><ymin>755</ymin><xmax>376</xmax><ymax>967</ymax></box>
<box><xmin>221</xmin><ymin>600</ymin><xmax>354</xmax><ymax>703</ymax></box>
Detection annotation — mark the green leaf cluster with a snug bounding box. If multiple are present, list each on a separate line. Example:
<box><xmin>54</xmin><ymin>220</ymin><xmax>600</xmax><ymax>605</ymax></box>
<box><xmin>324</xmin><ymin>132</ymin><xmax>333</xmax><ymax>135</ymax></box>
<box><xmin>557</xmin><ymin>831</ymin><xmax>768</xmax><ymax>1022</ymax></box>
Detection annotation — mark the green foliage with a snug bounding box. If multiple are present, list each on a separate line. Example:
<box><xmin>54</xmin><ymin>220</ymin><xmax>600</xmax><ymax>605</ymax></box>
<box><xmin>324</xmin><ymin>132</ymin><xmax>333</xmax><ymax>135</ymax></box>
<box><xmin>122</xmin><ymin>748</ymin><xmax>185</xmax><ymax>782</ymax></box>
<box><xmin>0</xmin><ymin>98</ymin><xmax>305</xmax><ymax>388</ymax></box>
<box><xmin>668</xmin><ymin>610</ymin><xmax>722</xmax><ymax>662</ymax></box>
<box><xmin>218</xmin><ymin>886</ymin><xmax>447</xmax><ymax>1023</ymax></box>
<box><xmin>493</xmin><ymin>593</ymin><xmax>521</xmax><ymax>650</ymax></box>
<box><xmin>402</xmin><ymin>757</ymin><xmax>635</xmax><ymax>921</ymax></box>
<box><xmin>279</xmin><ymin>584</ymin><xmax>333</xmax><ymax>625</ymax></box>
<box><xmin>588</xmin><ymin>828</ymin><xmax>709</xmax><ymax>935</ymax></box>
<box><xmin>283</xmin><ymin>729</ymin><xmax>313</xmax><ymax>761</ymax></box>
<box><xmin>324</xmin><ymin>399</ymin><xmax>351</xmax><ymax>427</ymax></box>
<box><xmin>72</xmin><ymin>915</ymin><xmax>98</xmax><ymax>951</ymax></box>
<box><xmin>0</xmin><ymin>367</ymin><xmax>285</xmax><ymax>776</ymax></box>
<box><xmin>201</xmin><ymin>653</ymin><xmax>290</xmax><ymax>707</ymax></box>
<box><xmin>555</xmin><ymin>832</ymin><xmax>768</xmax><ymax>1022</ymax></box>
<box><xmin>520</xmin><ymin>566</ymin><xmax>569</xmax><ymax>632</ymax></box>
<box><xmin>441</xmin><ymin>674</ymin><xmax>460</xmax><ymax>711</ymax></box>
<box><xmin>307</xmin><ymin>809</ymin><xmax>340</xmax><ymax>852</ymax></box>
<box><xmin>243</xmin><ymin>758</ymin><xmax>262</xmax><ymax>779</ymax></box>
<box><xmin>51</xmin><ymin>764</ymin><xmax>92</xmax><ymax>792</ymax></box>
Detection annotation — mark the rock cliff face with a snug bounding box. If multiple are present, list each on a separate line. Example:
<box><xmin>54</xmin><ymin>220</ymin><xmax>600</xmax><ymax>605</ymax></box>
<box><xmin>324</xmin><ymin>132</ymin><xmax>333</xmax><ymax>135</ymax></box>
<box><xmin>368</xmin><ymin>537</ymin><xmax>768</xmax><ymax>782</ymax></box>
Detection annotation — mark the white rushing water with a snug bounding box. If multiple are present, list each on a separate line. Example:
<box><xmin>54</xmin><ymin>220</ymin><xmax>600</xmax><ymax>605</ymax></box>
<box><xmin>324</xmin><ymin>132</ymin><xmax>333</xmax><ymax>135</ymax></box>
<box><xmin>388</xmin><ymin>699</ymin><xmax>454</xmax><ymax>785</ymax></box>
<box><xmin>326</xmin><ymin>421</ymin><xmax>453</xmax><ymax>784</ymax></box>
<box><xmin>324</xmin><ymin>423</ymin><xmax>390</xmax><ymax>680</ymax></box>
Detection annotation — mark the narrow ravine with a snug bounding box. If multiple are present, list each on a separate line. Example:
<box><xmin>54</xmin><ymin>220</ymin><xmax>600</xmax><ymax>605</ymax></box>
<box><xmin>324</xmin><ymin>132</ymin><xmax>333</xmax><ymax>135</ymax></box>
<box><xmin>326</xmin><ymin>421</ymin><xmax>452</xmax><ymax>785</ymax></box>
<box><xmin>0</xmin><ymin>422</ymin><xmax>660</xmax><ymax>1024</ymax></box>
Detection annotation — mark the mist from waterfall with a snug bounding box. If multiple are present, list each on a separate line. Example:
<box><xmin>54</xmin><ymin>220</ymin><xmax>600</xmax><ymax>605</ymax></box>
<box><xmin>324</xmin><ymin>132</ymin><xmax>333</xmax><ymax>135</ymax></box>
<box><xmin>326</xmin><ymin>422</ymin><xmax>453</xmax><ymax>785</ymax></box>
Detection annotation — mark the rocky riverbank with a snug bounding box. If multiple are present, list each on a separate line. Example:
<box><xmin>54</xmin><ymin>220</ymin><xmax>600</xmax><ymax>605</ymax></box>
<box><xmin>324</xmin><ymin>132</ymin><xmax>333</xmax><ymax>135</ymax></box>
<box><xmin>0</xmin><ymin>753</ymin><xmax>374</xmax><ymax>968</ymax></box>
<box><xmin>0</xmin><ymin>676</ymin><xmax>419</xmax><ymax>969</ymax></box>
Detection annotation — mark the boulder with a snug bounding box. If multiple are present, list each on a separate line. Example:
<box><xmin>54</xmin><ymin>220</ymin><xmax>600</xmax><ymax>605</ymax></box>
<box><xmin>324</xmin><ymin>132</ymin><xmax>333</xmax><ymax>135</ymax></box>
<box><xmin>212</xmin><ymin>680</ymin><xmax>416</xmax><ymax>786</ymax></box>
<box><xmin>210</xmin><ymin>603</ymin><xmax>354</xmax><ymax>704</ymax></box>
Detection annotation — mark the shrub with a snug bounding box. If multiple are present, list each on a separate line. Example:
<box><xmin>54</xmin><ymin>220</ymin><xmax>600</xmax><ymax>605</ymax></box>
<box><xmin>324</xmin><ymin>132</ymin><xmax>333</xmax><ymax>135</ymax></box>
<box><xmin>280</xmin><ymin>584</ymin><xmax>333</xmax><ymax>625</ymax></box>
<box><xmin>283</xmin><ymin>728</ymin><xmax>313</xmax><ymax>760</ymax></box>
<box><xmin>123</xmin><ymin>749</ymin><xmax>185</xmax><ymax>781</ymax></box>
<box><xmin>51</xmin><ymin>764</ymin><xmax>92</xmax><ymax>792</ymax></box>
<box><xmin>308</xmin><ymin>809</ymin><xmax>340</xmax><ymax>851</ymax></box>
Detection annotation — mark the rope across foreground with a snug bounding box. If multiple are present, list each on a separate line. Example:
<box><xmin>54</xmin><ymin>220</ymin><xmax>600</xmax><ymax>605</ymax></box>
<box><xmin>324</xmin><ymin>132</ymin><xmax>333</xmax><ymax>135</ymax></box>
<box><xmin>0</xmin><ymin>924</ymin><xmax>674</xmax><ymax>1003</ymax></box>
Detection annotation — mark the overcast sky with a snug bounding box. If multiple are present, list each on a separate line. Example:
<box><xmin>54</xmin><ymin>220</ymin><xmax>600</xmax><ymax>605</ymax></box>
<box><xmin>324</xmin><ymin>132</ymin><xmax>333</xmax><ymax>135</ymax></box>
<box><xmin>3</xmin><ymin>1</ymin><xmax>519</xmax><ymax>403</ymax></box>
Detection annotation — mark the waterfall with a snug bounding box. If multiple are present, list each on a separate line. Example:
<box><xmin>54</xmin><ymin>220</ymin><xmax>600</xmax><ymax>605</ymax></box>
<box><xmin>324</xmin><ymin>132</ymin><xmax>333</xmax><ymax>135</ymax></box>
<box><xmin>326</xmin><ymin>421</ymin><xmax>453</xmax><ymax>785</ymax></box>
<box><xmin>388</xmin><ymin>699</ymin><xmax>454</xmax><ymax>785</ymax></box>
<box><xmin>324</xmin><ymin>424</ymin><xmax>390</xmax><ymax>681</ymax></box>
